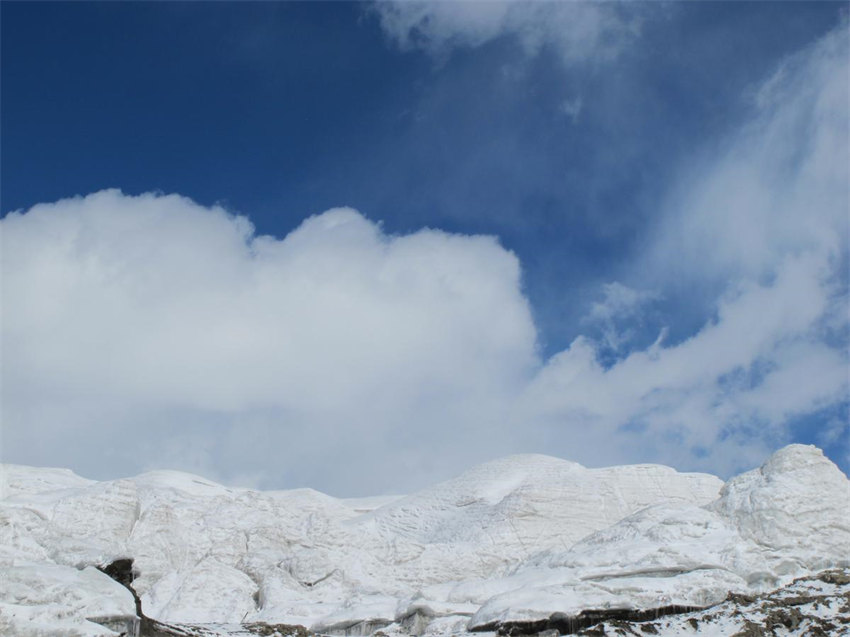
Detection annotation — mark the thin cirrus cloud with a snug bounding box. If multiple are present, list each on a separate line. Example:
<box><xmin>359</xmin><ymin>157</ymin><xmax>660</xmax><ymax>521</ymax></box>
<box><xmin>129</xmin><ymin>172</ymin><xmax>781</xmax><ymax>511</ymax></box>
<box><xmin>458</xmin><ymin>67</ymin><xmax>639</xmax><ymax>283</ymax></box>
<box><xmin>370</xmin><ymin>0</ymin><xmax>645</xmax><ymax>64</ymax></box>
<box><xmin>646</xmin><ymin>19</ymin><xmax>849</xmax><ymax>285</ymax></box>
<box><xmin>527</xmin><ymin>22</ymin><xmax>849</xmax><ymax>469</ymax></box>
<box><xmin>528</xmin><ymin>22</ymin><xmax>849</xmax><ymax>475</ymax></box>
<box><xmin>584</xmin><ymin>282</ymin><xmax>661</xmax><ymax>353</ymax></box>
<box><xmin>1</xmin><ymin>20</ymin><xmax>847</xmax><ymax>494</ymax></box>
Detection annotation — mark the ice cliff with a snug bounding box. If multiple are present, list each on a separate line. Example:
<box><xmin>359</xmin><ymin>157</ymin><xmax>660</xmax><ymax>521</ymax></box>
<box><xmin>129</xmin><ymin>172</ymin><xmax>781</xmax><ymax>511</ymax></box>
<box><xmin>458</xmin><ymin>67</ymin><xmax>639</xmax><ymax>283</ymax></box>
<box><xmin>0</xmin><ymin>444</ymin><xmax>847</xmax><ymax>636</ymax></box>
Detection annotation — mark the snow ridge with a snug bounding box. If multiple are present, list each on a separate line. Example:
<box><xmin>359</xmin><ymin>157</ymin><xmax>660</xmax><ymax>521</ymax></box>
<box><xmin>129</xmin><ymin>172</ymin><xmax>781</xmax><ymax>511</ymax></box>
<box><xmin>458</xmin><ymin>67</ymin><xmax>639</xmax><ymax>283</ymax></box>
<box><xmin>1</xmin><ymin>444</ymin><xmax>847</xmax><ymax>636</ymax></box>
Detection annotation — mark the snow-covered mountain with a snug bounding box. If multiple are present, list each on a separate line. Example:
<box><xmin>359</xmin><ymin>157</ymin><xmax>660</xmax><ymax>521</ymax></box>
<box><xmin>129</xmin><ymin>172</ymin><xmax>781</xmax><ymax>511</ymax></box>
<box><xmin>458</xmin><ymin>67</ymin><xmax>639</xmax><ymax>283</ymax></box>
<box><xmin>1</xmin><ymin>444</ymin><xmax>848</xmax><ymax>636</ymax></box>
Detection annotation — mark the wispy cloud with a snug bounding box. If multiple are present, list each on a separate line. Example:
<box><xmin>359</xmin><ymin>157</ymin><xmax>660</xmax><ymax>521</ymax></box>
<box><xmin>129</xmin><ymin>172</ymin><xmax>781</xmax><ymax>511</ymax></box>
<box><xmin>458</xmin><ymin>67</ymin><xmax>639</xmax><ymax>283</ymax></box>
<box><xmin>370</xmin><ymin>1</ymin><xmax>645</xmax><ymax>65</ymax></box>
<box><xmin>559</xmin><ymin>97</ymin><xmax>583</xmax><ymax>124</ymax></box>
<box><xmin>585</xmin><ymin>282</ymin><xmax>660</xmax><ymax>352</ymax></box>
<box><xmin>526</xmin><ymin>22</ymin><xmax>849</xmax><ymax>474</ymax></box>
<box><xmin>524</xmin><ymin>252</ymin><xmax>846</xmax><ymax>475</ymax></box>
<box><xmin>648</xmin><ymin>21</ymin><xmax>848</xmax><ymax>284</ymax></box>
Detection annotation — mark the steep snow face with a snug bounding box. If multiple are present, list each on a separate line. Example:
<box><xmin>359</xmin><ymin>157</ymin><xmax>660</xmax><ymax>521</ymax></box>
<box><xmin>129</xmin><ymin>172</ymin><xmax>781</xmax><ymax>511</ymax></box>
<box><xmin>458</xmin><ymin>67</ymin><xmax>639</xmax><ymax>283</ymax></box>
<box><xmin>464</xmin><ymin>445</ymin><xmax>850</xmax><ymax>630</ymax></box>
<box><xmin>360</xmin><ymin>454</ymin><xmax>722</xmax><ymax>548</ymax></box>
<box><xmin>1</xmin><ymin>445</ymin><xmax>847</xmax><ymax>637</ymax></box>
<box><xmin>710</xmin><ymin>444</ymin><xmax>850</xmax><ymax>570</ymax></box>
<box><xmin>344</xmin><ymin>454</ymin><xmax>723</xmax><ymax>592</ymax></box>
<box><xmin>463</xmin><ymin>503</ymin><xmax>755</xmax><ymax>628</ymax></box>
<box><xmin>0</xmin><ymin>562</ymin><xmax>135</xmax><ymax>637</ymax></box>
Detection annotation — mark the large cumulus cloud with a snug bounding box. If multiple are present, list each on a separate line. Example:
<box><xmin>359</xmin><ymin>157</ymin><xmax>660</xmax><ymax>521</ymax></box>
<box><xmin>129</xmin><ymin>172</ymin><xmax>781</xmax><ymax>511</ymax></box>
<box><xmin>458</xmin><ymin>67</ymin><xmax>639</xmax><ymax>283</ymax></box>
<box><xmin>2</xmin><ymin>193</ymin><xmax>539</xmax><ymax>493</ymax></box>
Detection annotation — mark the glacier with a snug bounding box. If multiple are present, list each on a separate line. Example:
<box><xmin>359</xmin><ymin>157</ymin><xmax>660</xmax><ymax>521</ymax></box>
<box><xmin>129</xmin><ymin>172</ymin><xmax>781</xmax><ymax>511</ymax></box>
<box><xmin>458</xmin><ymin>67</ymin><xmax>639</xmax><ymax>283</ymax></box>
<box><xmin>0</xmin><ymin>444</ymin><xmax>848</xmax><ymax>636</ymax></box>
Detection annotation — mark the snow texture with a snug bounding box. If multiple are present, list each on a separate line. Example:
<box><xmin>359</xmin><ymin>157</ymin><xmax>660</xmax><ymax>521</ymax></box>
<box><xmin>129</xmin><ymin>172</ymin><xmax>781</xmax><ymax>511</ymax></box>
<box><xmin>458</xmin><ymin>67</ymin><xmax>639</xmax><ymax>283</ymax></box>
<box><xmin>572</xmin><ymin>569</ymin><xmax>850</xmax><ymax>636</ymax></box>
<box><xmin>0</xmin><ymin>444</ymin><xmax>847</xmax><ymax>636</ymax></box>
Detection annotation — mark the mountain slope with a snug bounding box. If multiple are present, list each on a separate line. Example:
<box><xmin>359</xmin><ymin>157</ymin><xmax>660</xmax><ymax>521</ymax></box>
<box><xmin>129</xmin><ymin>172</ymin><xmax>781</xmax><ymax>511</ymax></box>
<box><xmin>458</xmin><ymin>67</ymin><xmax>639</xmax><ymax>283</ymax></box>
<box><xmin>1</xmin><ymin>445</ymin><xmax>847</xmax><ymax>637</ymax></box>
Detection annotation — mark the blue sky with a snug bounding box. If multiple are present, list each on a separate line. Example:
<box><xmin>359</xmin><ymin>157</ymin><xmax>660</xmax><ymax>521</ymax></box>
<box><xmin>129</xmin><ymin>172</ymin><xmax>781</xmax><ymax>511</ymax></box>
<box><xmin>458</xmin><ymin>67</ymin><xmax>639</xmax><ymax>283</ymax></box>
<box><xmin>2</xmin><ymin>2</ymin><xmax>848</xmax><ymax>494</ymax></box>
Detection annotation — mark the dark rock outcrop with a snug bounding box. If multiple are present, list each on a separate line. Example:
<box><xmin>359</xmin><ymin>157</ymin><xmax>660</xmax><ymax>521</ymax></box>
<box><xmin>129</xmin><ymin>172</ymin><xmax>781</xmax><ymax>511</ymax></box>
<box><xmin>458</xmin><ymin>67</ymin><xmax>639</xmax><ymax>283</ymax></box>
<box><xmin>473</xmin><ymin>605</ymin><xmax>706</xmax><ymax>636</ymax></box>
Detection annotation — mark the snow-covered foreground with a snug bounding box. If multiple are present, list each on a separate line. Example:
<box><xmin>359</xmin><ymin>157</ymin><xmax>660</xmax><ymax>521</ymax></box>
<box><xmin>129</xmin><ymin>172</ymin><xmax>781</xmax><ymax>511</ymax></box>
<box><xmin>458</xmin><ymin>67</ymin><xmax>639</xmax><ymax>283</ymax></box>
<box><xmin>1</xmin><ymin>444</ymin><xmax>848</xmax><ymax>636</ymax></box>
<box><xmin>580</xmin><ymin>569</ymin><xmax>850</xmax><ymax>636</ymax></box>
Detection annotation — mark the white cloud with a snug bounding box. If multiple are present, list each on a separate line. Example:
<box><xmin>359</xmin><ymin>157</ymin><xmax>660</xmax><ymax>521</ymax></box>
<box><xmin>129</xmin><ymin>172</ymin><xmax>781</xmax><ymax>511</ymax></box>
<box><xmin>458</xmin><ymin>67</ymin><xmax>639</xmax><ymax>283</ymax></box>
<box><xmin>524</xmin><ymin>251</ymin><xmax>846</xmax><ymax>475</ymax></box>
<box><xmin>560</xmin><ymin>97</ymin><xmax>583</xmax><ymax>124</ymax></box>
<box><xmin>370</xmin><ymin>1</ymin><xmax>643</xmax><ymax>65</ymax></box>
<box><xmin>1</xmin><ymin>192</ymin><xmax>539</xmax><ymax>493</ymax></box>
<box><xmin>524</xmin><ymin>23</ymin><xmax>849</xmax><ymax>474</ymax></box>
<box><xmin>1</xmin><ymin>23</ymin><xmax>847</xmax><ymax>494</ymax></box>
<box><xmin>585</xmin><ymin>282</ymin><xmax>660</xmax><ymax>351</ymax></box>
<box><xmin>2</xmin><ymin>195</ymin><xmax>536</xmax><ymax>410</ymax></box>
<box><xmin>647</xmin><ymin>23</ymin><xmax>848</xmax><ymax>284</ymax></box>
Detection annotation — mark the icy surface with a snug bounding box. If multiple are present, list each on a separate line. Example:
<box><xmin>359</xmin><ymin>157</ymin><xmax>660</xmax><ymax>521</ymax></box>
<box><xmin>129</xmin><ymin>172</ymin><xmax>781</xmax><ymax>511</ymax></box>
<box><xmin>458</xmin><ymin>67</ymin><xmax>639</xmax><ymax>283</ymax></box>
<box><xmin>1</xmin><ymin>445</ymin><xmax>848</xmax><ymax>636</ymax></box>
<box><xmin>0</xmin><ymin>562</ymin><xmax>135</xmax><ymax>636</ymax></box>
<box><xmin>575</xmin><ymin>569</ymin><xmax>850</xmax><ymax>636</ymax></box>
